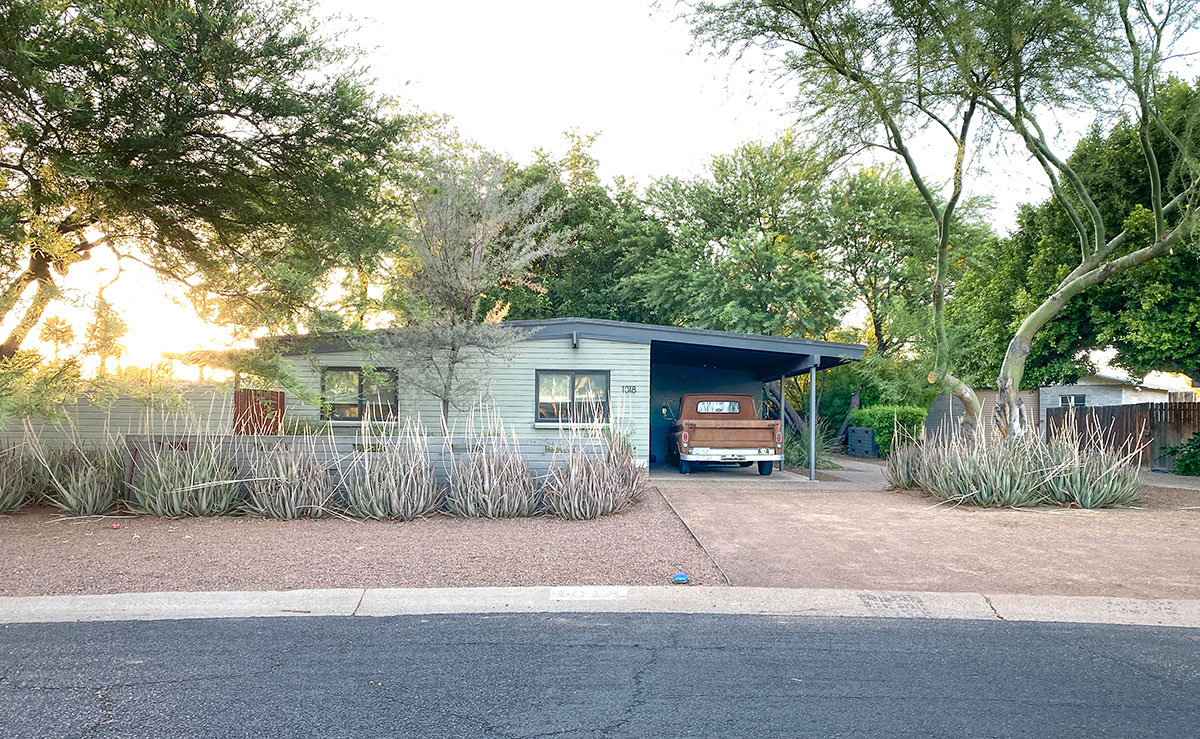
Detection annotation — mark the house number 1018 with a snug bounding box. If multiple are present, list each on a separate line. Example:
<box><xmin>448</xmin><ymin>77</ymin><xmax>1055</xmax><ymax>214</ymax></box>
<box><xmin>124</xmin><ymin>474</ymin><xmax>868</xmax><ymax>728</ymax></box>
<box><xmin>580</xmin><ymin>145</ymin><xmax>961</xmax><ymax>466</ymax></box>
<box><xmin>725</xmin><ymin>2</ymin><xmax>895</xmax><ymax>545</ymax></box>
<box><xmin>621</xmin><ymin>385</ymin><xmax>638</xmax><ymax>394</ymax></box>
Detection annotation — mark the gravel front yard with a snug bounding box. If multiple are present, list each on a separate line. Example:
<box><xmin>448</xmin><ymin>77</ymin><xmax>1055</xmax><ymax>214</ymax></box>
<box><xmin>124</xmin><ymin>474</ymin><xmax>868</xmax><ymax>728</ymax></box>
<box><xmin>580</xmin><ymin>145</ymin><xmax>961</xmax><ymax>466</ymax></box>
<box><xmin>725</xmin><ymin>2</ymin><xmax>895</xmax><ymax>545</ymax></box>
<box><xmin>0</xmin><ymin>489</ymin><xmax>724</xmax><ymax>597</ymax></box>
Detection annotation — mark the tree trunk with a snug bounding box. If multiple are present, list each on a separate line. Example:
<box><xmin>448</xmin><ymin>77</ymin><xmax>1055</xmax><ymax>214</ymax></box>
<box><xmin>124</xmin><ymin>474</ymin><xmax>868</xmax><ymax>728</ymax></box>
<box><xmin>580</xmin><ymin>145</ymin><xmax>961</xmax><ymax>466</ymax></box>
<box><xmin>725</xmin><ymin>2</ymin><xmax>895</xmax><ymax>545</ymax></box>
<box><xmin>837</xmin><ymin>388</ymin><xmax>861</xmax><ymax>443</ymax></box>
<box><xmin>766</xmin><ymin>382</ymin><xmax>802</xmax><ymax>430</ymax></box>
<box><xmin>994</xmin><ymin>211</ymin><xmax>1197</xmax><ymax>438</ymax></box>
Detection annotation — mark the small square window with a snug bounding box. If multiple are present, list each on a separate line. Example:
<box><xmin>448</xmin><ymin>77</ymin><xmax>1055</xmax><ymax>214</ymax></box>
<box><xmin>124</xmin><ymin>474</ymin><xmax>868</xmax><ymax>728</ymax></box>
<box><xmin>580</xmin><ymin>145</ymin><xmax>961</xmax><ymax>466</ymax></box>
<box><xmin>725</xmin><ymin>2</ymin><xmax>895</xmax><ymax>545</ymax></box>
<box><xmin>1059</xmin><ymin>394</ymin><xmax>1086</xmax><ymax>408</ymax></box>
<box><xmin>536</xmin><ymin>370</ymin><xmax>610</xmax><ymax>423</ymax></box>
<box><xmin>322</xmin><ymin>367</ymin><xmax>397</xmax><ymax>421</ymax></box>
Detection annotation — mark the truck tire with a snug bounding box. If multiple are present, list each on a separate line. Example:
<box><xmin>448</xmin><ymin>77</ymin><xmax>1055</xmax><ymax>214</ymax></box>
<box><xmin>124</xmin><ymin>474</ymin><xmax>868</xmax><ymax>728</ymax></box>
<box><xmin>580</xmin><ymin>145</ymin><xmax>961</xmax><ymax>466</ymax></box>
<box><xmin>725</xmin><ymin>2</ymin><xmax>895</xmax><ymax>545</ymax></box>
<box><xmin>738</xmin><ymin>462</ymin><xmax>753</xmax><ymax>468</ymax></box>
<box><xmin>680</xmin><ymin>459</ymin><xmax>693</xmax><ymax>475</ymax></box>
<box><xmin>758</xmin><ymin>461</ymin><xmax>774</xmax><ymax>476</ymax></box>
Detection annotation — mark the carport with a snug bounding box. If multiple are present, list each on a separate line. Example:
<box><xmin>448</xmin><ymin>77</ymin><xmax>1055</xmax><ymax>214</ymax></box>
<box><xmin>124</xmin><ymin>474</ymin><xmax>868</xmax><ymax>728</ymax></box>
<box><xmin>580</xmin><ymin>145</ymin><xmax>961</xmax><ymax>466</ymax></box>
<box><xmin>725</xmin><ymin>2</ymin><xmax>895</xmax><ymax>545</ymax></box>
<box><xmin>509</xmin><ymin>319</ymin><xmax>865</xmax><ymax>480</ymax></box>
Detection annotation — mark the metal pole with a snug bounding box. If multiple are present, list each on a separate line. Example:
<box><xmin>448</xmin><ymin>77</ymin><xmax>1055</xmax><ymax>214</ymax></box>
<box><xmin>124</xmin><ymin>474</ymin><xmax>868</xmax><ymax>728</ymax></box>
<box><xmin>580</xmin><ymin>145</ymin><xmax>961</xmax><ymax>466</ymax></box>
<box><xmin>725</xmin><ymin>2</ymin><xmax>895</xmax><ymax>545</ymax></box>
<box><xmin>809</xmin><ymin>360</ymin><xmax>818</xmax><ymax>481</ymax></box>
<box><xmin>778</xmin><ymin>375</ymin><xmax>785</xmax><ymax>471</ymax></box>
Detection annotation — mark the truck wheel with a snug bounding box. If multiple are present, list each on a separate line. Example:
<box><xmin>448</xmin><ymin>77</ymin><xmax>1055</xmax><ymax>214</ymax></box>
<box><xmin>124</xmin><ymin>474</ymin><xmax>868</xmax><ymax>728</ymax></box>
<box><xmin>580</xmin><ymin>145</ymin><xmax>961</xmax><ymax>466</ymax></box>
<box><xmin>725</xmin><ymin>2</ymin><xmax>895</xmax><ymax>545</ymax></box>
<box><xmin>680</xmin><ymin>459</ymin><xmax>693</xmax><ymax>475</ymax></box>
<box><xmin>758</xmin><ymin>461</ymin><xmax>774</xmax><ymax>476</ymax></box>
<box><xmin>738</xmin><ymin>462</ymin><xmax>753</xmax><ymax>468</ymax></box>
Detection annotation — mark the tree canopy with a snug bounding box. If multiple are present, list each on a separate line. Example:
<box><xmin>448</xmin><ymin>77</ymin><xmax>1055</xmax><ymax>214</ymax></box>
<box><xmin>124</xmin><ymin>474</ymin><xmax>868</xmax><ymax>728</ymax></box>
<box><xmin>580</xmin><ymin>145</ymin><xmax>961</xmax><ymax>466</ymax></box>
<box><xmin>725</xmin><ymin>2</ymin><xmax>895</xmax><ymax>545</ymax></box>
<box><xmin>0</xmin><ymin>0</ymin><xmax>413</xmax><ymax>358</ymax></box>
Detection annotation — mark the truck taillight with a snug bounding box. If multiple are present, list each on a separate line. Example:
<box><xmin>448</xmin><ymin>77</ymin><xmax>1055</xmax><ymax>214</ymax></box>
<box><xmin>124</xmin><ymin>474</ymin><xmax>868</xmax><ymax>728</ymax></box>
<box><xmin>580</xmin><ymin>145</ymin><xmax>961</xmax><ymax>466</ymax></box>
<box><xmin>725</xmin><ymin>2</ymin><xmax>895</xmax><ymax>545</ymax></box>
<box><xmin>776</xmin><ymin>432</ymin><xmax>782</xmax><ymax>444</ymax></box>
<box><xmin>682</xmin><ymin>431</ymin><xmax>689</xmax><ymax>445</ymax></box>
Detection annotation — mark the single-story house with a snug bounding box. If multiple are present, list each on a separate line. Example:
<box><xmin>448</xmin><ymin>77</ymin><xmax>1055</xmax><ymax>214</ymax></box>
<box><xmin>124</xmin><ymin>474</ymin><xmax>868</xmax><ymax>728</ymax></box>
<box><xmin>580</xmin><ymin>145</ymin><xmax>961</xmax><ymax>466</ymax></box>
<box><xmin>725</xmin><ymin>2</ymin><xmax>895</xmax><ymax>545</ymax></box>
<box><xmin>927</xmin><ymin>372</ymin><xmax>1191</xmax><ymax>436</ymax></box>
<box><xmin>1036</xmin><ymin>373</ymin><xmax>1177</xmax><ymax>427</ymax></box>
<box><xmin>270</xmin><ymin>318</ymin><xmax>865</xmax><ymax>475</ymax></box>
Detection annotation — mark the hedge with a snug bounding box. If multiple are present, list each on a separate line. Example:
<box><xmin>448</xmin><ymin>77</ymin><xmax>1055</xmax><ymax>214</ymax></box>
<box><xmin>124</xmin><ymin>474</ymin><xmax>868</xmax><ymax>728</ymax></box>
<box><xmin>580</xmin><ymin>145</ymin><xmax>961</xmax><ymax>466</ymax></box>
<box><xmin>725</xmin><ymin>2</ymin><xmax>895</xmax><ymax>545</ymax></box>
<box><xmin>847</xmin><ymin>405</ymin><xmax>927</xmax><ymax>457</ymax></box>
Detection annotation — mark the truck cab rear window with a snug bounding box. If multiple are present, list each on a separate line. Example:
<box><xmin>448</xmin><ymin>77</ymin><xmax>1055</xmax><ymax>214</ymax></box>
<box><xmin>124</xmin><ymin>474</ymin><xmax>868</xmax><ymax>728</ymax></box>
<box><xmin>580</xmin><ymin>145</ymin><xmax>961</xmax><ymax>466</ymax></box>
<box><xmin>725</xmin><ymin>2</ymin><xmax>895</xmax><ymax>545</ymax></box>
<box><xmin>697</xmin><ymin>401</ymin><xmax>740</xmax><ymax>414</ymax></box>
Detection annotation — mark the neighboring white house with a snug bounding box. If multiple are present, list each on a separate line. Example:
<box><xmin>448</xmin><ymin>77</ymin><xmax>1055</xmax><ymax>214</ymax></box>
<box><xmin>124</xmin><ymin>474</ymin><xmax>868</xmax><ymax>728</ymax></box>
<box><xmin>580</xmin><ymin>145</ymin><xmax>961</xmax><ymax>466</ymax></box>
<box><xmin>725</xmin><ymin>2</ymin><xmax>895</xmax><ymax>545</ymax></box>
<box><xmin>1036</xmin><ymin>373</ymin><xmax>1178</xmax><ymax>427</ymax></box>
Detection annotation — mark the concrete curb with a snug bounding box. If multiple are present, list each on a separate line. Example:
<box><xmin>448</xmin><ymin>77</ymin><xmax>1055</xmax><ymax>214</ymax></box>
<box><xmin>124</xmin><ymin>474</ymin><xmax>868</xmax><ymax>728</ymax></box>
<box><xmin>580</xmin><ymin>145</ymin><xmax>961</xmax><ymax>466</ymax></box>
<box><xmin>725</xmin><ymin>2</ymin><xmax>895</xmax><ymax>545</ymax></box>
<box><xmin>1</xmin><ymin>586</ymin><xmax>1198</xmax><ymax>628</ymax></box>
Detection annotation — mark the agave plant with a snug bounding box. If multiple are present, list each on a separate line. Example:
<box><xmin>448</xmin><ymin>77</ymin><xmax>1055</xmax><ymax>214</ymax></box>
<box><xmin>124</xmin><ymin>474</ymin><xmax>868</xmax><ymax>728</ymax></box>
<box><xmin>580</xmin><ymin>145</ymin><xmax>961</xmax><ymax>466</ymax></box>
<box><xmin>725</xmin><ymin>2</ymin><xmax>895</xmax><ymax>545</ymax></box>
<box><xmin>243</xmin><ymin>435</ymin><xmax>337</xmax><ymax>519</ymax></box>
<box><xmin>342</xmin><ymin>420</ymin><xmax>441</xmax><ymax>520</ymax></box>
<box><xmin>544</xmin><ymin>430</ymin><xmax>646</xmax><ymax>520</ymax></box>
<box><xmin>445</xmin><ymin>429</ymin><xmax>538</xmax><ymax>517</ymax></box>
<box><xmin>40</xmin><ymin>443</ymin><xmax>128</xmax><ymax>516</ymax></box>
<box><xmin>130</xmin><ymin>439</ymin><xmax>240</xmax><ymax>517</ymax></box>
<box><xmin>0</xmin><ymin>444</ymin><xmax>43</xmax><ymax>514</ymax></box>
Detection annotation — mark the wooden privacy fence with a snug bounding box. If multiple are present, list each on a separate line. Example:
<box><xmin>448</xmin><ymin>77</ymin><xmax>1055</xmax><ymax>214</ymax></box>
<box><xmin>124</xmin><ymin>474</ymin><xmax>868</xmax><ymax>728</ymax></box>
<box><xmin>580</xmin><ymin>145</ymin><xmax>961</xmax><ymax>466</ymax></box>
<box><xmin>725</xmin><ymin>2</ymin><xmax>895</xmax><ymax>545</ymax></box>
<box><xmin>1045</xmin><ymin>402</ymin><xmax>1200</xmax><ymax>472</ymax></box>
<box><xmin>124</xmin><ymin>434</ymin><xmax>610</xmax><ymax>492</ymax></box>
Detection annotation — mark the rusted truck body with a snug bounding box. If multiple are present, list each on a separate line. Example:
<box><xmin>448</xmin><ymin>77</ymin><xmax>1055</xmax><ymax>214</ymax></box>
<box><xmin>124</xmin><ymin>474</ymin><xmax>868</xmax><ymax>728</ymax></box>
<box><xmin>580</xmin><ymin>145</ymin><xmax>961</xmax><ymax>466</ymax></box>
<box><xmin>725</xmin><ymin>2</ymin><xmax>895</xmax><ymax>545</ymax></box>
<box><xmin>666</xmin><ymin>393</ymin><xmax>782</xmax><ymax>475</ymax></box>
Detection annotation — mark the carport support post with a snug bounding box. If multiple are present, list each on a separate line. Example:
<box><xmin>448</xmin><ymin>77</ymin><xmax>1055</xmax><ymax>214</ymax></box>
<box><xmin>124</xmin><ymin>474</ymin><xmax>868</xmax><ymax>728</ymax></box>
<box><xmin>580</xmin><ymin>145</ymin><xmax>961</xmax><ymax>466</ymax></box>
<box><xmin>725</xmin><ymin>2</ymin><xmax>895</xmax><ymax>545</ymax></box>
<box><xmin>809</xmin><ymin>360</ymin><xmax>818</xmax><ymax>481</ymax></box>
<box><xmin>778</xmin><ymin>376</ymin><xmax>785</xmax><ymax>471</ymax></box>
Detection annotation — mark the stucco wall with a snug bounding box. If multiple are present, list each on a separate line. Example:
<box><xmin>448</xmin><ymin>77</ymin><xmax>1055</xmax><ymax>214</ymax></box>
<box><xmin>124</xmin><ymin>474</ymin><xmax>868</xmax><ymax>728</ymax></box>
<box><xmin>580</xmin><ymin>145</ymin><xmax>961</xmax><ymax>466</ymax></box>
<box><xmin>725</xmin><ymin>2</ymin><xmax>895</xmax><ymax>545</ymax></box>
<box><xmin>282</xmin><ymin>337</ymin><xmax>652</xmax><ymax>463</ymax></box>
<box><xmin>648</xmin><ymin>363</ymin><xmax>763</xmax><ymax>465</ymax></box>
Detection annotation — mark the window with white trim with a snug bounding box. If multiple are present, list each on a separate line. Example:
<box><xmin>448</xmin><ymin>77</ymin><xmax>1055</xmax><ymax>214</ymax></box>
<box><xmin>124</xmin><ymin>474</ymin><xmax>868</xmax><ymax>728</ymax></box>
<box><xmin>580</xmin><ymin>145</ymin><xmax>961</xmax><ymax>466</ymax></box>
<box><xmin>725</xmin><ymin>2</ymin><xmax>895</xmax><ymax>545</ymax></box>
<box><xmin>1059</xmin><ymin>394</ymin><xmax>1086</xmax><ymax>408</ymax></box>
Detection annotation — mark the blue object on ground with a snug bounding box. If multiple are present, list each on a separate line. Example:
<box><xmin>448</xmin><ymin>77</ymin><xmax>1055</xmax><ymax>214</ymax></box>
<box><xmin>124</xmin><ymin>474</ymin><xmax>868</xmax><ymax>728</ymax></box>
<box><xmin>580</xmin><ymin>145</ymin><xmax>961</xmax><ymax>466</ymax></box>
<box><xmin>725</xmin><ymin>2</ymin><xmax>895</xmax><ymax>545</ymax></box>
<box><xmin>672</xmin><ymin>573</ymin><xmax>690</xmax><ymax>585</ymax></box>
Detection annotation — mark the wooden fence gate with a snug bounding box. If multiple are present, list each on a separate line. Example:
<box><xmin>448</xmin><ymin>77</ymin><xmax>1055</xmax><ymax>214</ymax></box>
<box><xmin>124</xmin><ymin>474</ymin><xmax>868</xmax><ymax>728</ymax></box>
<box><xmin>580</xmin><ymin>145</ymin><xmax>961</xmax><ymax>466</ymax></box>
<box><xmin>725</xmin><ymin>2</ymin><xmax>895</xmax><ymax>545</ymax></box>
<box><xmin>1045</xmin><ymin>402</ymin><xmax>1200</xmax><ymax>472</ymax></box>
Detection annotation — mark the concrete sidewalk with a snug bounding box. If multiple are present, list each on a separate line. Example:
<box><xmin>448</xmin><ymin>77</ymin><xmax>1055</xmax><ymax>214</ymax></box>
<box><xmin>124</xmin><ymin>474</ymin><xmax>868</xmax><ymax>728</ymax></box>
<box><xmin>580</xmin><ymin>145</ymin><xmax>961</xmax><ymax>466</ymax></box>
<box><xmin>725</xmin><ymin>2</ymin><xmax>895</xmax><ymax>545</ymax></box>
<box><xmin>2</xmin><ymin>585</ymin><xmax>1198</xmax><ymax>628</ymax></box>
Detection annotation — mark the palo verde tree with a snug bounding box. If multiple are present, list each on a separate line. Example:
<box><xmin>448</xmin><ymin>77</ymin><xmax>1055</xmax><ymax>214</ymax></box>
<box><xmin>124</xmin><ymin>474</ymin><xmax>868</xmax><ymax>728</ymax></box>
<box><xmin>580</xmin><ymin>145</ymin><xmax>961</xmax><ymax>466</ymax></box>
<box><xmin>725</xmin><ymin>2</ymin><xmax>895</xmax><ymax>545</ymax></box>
<box><xmin>689</xmin><ymin>1</ymin><xmax>990</xmax><ymax>433</ymax></box>
<box><xmin>0</xmin><ymin>0</ymin><xmax>411</xmax><ymax>358</ymax></box>
<box><xmin>937</xmin><ymin>0</ymin><xmax>1200</xmax><ymax>436</ymax></box>
<box><xmin>690</xmin><ymin>0</ymin><xmax>1200</xmax><ymax>437</ymax></box>
<box><xmin>386</xmin><ymin>153</ymin><xmax>572</xmax><ymax>428</ymax></box>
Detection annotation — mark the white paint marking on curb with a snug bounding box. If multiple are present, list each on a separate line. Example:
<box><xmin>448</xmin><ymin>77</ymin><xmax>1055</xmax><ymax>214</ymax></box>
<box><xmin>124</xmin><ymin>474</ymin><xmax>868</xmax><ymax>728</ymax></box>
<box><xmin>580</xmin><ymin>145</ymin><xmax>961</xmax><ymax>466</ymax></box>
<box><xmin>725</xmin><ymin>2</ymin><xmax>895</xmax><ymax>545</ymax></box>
<box><xmin>1</xmin><ymin>587</ymin><xmax>1198</xmax><ymax>629</ymax></box>
<box><xmin>549</xmin><ymin>586</ymin><xmax>629</xmax><ymax>601</ymax></box>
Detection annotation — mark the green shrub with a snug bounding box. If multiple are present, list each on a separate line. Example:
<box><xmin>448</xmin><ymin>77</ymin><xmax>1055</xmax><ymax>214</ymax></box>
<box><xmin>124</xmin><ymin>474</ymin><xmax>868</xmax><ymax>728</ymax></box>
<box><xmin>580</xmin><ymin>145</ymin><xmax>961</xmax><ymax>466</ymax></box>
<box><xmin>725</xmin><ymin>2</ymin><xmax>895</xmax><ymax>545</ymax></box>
<box><xmin>130</xmin><ymin>443</ymin><xmax>241</xmax><ymax>517</ymax></box>
<box><xmin>848</xmin><ymin>405</ymin><xmax>927</xmax><ymax>456</ymax></box>
<box><xmin>783</xmin><ymin>417</ymin><xmax>840</xmax><ymax>470</ymax></box>
<box><xmin>544</xmin><ymin>433</ymin><xmax>646</xmax><ymax>520</ymax></box>
<box><xmin>1164</xmin><ymin>433</ymin><xmax>1200</xmax><ymax>476</ymax></box>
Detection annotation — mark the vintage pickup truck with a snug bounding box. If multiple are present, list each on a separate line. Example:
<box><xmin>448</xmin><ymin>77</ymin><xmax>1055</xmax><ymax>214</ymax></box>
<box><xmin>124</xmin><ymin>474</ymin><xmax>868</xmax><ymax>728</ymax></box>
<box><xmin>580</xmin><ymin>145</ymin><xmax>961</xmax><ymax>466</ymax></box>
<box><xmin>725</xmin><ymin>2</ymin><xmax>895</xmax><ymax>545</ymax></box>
<box><xmin>665</xmin><ymin>393</ymin><xmax>782</xmax><ymax>476</ymax></box>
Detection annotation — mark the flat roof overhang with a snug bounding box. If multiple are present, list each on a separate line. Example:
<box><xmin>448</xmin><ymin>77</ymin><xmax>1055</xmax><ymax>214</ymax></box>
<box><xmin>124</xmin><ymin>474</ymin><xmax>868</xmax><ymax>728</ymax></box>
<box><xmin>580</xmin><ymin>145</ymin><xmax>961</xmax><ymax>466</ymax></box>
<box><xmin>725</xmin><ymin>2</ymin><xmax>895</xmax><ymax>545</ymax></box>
<box><xmin>506</xmin><ymin>318</ymin><xmax>865</xmax><ymax>381</ymax></box>
<box><xmin>267</xmin><ymin>318</ymin><xmax>866</xmax><ymax>380</ymax></box>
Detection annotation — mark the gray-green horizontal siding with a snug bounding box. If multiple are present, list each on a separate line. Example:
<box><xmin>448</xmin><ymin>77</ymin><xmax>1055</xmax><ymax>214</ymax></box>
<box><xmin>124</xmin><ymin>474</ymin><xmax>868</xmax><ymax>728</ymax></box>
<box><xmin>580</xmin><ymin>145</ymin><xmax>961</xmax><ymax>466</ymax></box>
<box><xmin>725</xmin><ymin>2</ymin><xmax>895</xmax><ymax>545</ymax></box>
<box><xmin>282</xmin><ymin>337</ymin><xmax>651</xmax><ymax>462</ymax></box>
<box><xmin>0</xmin><ymin>383</ymin><xmax>234</xmax><ymax>448</ymax></box>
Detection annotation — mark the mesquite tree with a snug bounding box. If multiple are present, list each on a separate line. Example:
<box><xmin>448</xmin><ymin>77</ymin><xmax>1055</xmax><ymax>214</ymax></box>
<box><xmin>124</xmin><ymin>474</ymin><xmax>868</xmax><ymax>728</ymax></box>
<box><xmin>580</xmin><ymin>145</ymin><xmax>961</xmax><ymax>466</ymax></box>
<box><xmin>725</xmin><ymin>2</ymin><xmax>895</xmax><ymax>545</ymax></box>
<box><xmin>0</xmin><ymin>0</ymin><xmax>409</xmax><ymax>356</ymax></box>
<box><xmin>388</xmin><ymin>154</ymin><xmax>572</xmax><ymax>428</ymax></box>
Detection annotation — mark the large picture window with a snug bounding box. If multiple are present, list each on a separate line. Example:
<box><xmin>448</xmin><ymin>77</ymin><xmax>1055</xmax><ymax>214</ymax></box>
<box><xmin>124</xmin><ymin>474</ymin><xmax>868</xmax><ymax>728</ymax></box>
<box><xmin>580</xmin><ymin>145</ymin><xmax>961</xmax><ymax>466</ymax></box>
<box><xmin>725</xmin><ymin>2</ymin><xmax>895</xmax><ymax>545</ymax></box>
<box><xmin>321</xmin><ymin>367</ymin><xmax>398</xmax><ymax>421</ymax></box>
<box><xmin>536</xmin><ymin>370</ymin><xmax>610</xmax><ymax>423</ymax></box>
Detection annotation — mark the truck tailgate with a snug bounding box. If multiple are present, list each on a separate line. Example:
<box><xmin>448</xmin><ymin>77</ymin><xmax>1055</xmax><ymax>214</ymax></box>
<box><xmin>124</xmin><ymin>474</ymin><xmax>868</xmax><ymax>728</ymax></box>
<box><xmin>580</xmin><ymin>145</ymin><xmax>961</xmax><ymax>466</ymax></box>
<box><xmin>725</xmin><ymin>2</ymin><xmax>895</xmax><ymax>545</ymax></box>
<box><xmin>685</xmin><ymin>420</ymin><xmax>778</xmax><ymax>447</ymax></box>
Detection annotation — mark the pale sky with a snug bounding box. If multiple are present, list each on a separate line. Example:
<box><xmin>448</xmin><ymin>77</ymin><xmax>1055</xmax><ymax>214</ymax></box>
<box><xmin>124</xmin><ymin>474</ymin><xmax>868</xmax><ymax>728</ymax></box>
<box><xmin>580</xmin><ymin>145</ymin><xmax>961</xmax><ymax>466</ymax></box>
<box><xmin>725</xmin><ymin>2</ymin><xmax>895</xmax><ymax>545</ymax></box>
<box><xmin>15</xmin><ymin>0</ymin><xmax>1184</xmax><ymax>373</ymax></box>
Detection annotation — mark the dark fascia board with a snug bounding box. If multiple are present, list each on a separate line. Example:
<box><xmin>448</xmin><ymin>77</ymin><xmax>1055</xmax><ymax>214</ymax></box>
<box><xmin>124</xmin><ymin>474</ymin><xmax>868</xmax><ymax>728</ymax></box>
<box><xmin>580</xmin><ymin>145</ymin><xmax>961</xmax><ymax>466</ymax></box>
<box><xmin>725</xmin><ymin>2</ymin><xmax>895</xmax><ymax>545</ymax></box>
<box><xmin>265</xmin><ymin>317</ymin><xmax>866</xmax><ymax>362</ymax></box>
<box><xmin>504</xmin><ymin>318</ymin><xmax>866</xmax><ymax>360</ymax></box>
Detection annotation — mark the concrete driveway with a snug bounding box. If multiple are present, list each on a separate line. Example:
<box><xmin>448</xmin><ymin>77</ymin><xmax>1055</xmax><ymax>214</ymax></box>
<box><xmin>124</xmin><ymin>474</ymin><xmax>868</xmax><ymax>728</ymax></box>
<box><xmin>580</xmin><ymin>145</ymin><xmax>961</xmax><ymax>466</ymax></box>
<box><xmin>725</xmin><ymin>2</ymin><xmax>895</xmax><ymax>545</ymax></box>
<box><xmin>657</xmin><ymin>456</ymin><xmax>1200</xmax><ymax>599</ymax></box>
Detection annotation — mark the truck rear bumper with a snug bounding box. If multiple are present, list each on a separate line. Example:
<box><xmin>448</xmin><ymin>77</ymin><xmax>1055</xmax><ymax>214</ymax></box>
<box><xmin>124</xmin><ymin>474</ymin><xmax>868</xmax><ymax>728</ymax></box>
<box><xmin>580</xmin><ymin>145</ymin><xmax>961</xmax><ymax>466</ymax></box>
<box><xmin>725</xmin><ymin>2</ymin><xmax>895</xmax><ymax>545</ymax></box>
<box><xmin>681</xmin><ymin>450</ymin><xmax>782</xmax><ymax>463</ymax></box>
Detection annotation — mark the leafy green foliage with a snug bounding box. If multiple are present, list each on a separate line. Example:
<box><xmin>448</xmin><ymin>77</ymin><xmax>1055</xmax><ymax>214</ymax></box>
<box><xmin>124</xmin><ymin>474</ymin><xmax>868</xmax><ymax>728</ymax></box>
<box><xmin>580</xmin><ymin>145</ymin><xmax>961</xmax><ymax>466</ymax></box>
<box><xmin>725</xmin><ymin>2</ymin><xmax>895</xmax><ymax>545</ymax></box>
<box><xmin>1164</xmin><ymin>434</ymin><xmax>1200</xmax><ymax>477</ymax></box>
<box><xmin>633</xmin><ymin>134</ymin><xmax>846</xmax><ymax>337</ymax></box>
<box><xmin>782</xmin><ymin>420</ymin><xmax>839</xmax><ymax>470</ymax></box>
<box><xmin>948</xmin><ymin>79</ymin><xmax>1200</xmax><ymax>389</ymax></box>
<box><xmin>0</xmin><ymin>0</ymin><xmax>413</xmax><ymax>356</ymax></box>
<box><xmin>848</xmin><ymin>405</ymin><xmax>927</xmax><ymax>457</ymax></box>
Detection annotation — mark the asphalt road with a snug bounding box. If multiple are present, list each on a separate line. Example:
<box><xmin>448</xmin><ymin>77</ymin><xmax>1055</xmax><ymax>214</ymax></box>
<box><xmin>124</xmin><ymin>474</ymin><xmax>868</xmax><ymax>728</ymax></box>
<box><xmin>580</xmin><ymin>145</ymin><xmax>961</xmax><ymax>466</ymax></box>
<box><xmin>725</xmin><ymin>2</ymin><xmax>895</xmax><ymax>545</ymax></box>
<box><xmin>1</xmin><ymin>613</ymin><xmax>1197</xmax><ymax>738</ymax></box>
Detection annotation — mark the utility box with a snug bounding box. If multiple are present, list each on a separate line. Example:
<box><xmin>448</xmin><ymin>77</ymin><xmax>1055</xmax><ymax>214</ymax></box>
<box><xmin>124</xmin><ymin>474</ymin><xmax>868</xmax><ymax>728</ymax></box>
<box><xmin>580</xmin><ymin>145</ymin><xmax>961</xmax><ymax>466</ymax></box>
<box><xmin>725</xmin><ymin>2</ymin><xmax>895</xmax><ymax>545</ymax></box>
<box><xmin>847</xmin><ymin>427</ymin><xmax>879</xmax><ymax>458</ymax></box>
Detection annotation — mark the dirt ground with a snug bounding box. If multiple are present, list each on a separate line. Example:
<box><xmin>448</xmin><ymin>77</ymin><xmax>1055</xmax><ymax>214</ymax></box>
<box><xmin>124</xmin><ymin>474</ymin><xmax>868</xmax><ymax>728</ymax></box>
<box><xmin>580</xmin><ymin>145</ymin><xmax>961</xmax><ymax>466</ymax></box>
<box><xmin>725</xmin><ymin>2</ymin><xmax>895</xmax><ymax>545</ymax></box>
<box><xmin>658</xmin><ymin>458</ymin><xmax>1200</xmax><ymax>600</ymax></box>
<box><xmin>0</xmin><ymin>489</ymin><xmax>724</xmax><ymax>597</ymax></box>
